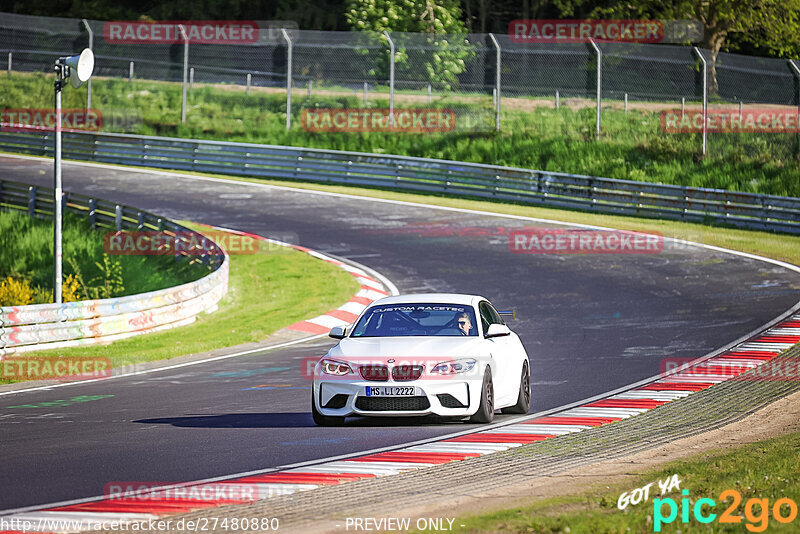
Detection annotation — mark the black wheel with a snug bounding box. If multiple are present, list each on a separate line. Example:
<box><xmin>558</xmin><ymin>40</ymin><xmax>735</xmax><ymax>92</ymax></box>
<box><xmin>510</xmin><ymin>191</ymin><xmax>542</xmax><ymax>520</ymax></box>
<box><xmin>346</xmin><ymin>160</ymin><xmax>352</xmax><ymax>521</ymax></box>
<box><xmin>469</xmin><ymin>367</ymin><xmax>494</xmax><ymax>423</ymax></box>
<box><xmin>311</xmin><ymin>388</ymin><xmax>345</xmax><ymax>426</ymax></box>
<box><xmin>502</xmin><ymin>360</ymin><xmax>531</xmax><ymax>414</ymax></box>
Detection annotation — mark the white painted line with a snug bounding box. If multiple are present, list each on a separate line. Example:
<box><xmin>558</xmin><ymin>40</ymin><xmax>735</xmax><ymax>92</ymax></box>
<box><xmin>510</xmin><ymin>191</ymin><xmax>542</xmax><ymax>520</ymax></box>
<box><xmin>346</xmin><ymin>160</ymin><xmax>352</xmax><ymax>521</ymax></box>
<box><xmin>338</xmin><ymin>301</ymin><xmax>368</xmax><ymax>315</ymax></box>
<box><xmin>305</xmin><ymin>314</ymin><xmax>348</xmax><ymax>329</ymax></box>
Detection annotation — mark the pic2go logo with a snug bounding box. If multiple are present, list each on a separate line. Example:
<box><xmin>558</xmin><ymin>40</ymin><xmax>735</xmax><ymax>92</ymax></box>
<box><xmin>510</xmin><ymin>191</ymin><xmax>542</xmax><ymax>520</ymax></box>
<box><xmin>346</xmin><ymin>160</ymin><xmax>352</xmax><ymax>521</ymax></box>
<box><xmin>654</xmin><ymin>489</ymin><xmax>798</xmax><ymax>532</ymax></box>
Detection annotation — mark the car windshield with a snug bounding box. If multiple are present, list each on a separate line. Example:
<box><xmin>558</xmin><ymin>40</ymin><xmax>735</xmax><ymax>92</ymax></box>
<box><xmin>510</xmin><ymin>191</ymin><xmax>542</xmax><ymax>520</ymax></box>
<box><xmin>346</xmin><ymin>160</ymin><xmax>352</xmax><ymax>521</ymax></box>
<box><xmin>350</xmin><ymin>303</ymin><xmax>478</xmax><ymax>337</ymax></box>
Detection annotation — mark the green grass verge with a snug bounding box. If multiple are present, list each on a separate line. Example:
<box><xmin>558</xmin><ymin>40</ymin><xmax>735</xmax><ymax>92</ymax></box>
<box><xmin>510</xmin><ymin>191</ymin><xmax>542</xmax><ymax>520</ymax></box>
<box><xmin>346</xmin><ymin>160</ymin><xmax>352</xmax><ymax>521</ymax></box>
<box><xmin>432</xmin><ymin>431</ymin><xmax>800</xmax><ymax>533</ymax></box>
<box><xmin>2</xmin><ymin>72</ymin><xmax>799</xmax><ymax>197</ymax></box>
<box><xmin>0</xmin><ymin>224</ymin><xmax>360</xmax><ymax>383</ymax></box>
<box><xmin>0</xmin><ymin>208</ymin><xmax>206</xmax><ymax>299</ymax></box>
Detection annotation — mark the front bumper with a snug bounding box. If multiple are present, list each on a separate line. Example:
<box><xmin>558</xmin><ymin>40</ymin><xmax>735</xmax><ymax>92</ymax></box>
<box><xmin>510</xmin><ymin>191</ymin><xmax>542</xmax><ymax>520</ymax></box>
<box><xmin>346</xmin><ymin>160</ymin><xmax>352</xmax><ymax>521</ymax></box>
<box><xmin>313</xmin><ymin>378</ymin><xmax>481</xmax><ymax>418</ymax></box>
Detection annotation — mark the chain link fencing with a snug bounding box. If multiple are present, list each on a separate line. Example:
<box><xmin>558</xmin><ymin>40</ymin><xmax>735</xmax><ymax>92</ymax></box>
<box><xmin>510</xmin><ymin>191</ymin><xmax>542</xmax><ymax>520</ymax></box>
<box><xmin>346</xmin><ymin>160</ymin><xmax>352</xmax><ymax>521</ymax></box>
<box><xmin>1</xmin><ymin>11</ymin><xmax>799</xmax><ymax>164</ymax></box>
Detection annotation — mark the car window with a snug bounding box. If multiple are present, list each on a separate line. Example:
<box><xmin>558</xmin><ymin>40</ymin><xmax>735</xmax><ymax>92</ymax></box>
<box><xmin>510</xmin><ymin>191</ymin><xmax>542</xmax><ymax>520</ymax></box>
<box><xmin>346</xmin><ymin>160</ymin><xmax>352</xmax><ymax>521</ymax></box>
<box><xmin>350</xmin><ymin>303</ymin><xmax>478</xmax><ymax>337</ymax></box>
<box><xmin>479</xmin><ymin>301</ymin><xmax>504</xmax><ymax>335</ymax></box>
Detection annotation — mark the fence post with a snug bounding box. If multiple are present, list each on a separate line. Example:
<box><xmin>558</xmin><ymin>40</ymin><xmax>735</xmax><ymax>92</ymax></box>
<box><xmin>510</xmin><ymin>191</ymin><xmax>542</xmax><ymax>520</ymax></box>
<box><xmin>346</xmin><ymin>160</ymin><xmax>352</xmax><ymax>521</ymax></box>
<box><xmin>589</xmin><ymin>39</ymin><xmax>602</xmax><ymax>140</ymax></box>
<box><xmin>28</xmin><ymin>186</ymin><xmax>35</xmax><ymax>218</ymax></box>
<box><xmin>489</xmin><ymin>33</ymin><xmax>501</xmax><ymax>132</ymax></box>
<box><xmin>7</xmin><ymin>52</ymin><xmax>10</xmax><ymax>77</ymax></box>
<box><xmin>556</xmin><ymin>90</ymin><xmax>559</xmax><ymax>109</ymax></box>
<box><xmin>89</xmin><ymin>198</ymin><xmax>96</xmax><ymax>227</ymax></box>
<box><xmin>82</xmin><ymin>19</ymin><xmax>93</xmax><ymax>112</ymax></box>
<box><xmin>178</xmin><ymin>24</ymin><xmax>189</xmax><ymax>124</ymax></box>
<box><xmin>693</xmin><ymin>47</ymin><xmax>707</xmax><ymax>156</ymax></box>
<box><xmin>281</xmin><ymin>28</ymin><xmax>293</xmax><ymax>131</ymax></box>
<box><xmin>246</xmin><ymin>73</ymin><xmax>251</xmax><ymax>95</ymax></box>
<box><xmin>624</xmin><ymin>93</ymin><xmax>628</xmax><ymax>113</ymax></box>
<box><xmin>383</xmin><ymin>31</ymin><xmax>395</xmax><ymax>126</ymax></box>
<box><xmin>789</xmin><ymin>60</ymin><xmax>800</xmax><ymax>159</ymax></box>
<box><xmin>129</xmin><ymin>61</ymin><xmax>134</xmax><ymax>83</ymax></box>
<box><xmin>427</xmin><ymin>83</ymin><xmax>431</xmax><ymax>104</ymax></box>
<box><xmin>363</xmin><ymin>82</ymin><xmax>368</xmax><ymax>105</ymax></box>
<box><xmin>189</xmin><ymin>67</ymin><xmax>194</xmax><ymax>90</ymax></box>
<box><xmin>308</xmin><ymin>80</ymin><xmax>312</xmax><ymax>97</ymax></box>
<box><xmin>681</xmin><ymin>97</ymin><xmax>685</xmax><ymax>118</ymax></box>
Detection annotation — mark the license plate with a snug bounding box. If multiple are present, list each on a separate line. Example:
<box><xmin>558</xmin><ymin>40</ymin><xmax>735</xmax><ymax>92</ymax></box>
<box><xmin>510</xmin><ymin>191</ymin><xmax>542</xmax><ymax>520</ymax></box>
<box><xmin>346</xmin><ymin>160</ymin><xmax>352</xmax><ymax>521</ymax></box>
<box><xmin>364</xmin><ymin>386</ymin><xmax>417</xmax><ymax>397</ymax></box>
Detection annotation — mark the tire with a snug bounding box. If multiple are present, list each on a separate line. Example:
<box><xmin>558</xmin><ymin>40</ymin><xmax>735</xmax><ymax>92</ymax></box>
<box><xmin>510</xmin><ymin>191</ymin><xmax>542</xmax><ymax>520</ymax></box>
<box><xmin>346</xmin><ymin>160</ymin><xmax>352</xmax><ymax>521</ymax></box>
<box><xmin>311</xmin><ymin>388</ymin><xmax>345</xmax><ymax>426</ymax></box>
<box><xmin>501</xmin><ymin>360</ymin><xmax>531</xmax><ymax>414</ymax></box>
<box><xmin>469</xmin><ymin>367</ymin><xmax>494</xmax><ymax>423</ymax></box>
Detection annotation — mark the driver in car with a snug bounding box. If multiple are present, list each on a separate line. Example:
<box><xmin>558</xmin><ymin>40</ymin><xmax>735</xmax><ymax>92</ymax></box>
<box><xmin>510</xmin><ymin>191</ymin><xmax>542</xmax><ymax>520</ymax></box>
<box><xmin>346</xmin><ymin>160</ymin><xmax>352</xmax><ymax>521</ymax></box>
<box><xmin>457</xmin><ymin>312</ymin><xmax>473</xmax><ymax>336</ymax></box>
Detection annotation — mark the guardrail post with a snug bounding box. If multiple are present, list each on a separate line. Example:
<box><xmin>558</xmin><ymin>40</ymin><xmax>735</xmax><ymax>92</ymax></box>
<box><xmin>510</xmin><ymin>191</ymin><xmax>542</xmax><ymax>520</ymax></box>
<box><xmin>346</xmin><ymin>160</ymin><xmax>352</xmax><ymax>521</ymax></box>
<box><xmin>693</xmin><ymin>47</ymin><xmax>708</xmax><ymax>156</ymax></box>
<box><xmin>178</xmin><ymin>24</ymin><xmax>189</xmax><ymax>124</ymax></box>
<box><xmin>82</xmin><ymin>19</ymin><xmax>93</xmax><ymax>112</ymax></box>
<box><xmin>589</xmin><ymin>39</ymin><xmax>602</xmax><ymax>140</ymax></box>
<box><xmin>489</xmin><ymin>33</ymin><xmax>501</xmax><ymax>132</ymax></box>
<box><xmin>157</xmin><ymin>218</ymin><xmax>164</xmax><ymax>231</ymax></box>
<box><xmin>137</xmin><ymin>212</ymin><xmax>144</xmax><ymax>230</ymax></box>
<box><xmin>383</xmin><ymin>31</ymin><xmax>395</xmax><ymax>126</ymax></box>
<box><xmin>129</xmin><ymin>61</ymin><xmax>134</xmax><ymax>83</ymax></box>
<box><xmin>28</xmin><ymin>186</ymin><xmax>35</xmax><ymax>218</ymax></box>
<box><xmin>89</xmin><ymin>198</ymin><xmax>96</xmax><ymax>227</ymax></box>
<box><xmin>115</xmin><ymin>204</ymin><xmax>122</xmax><ymax>231</ymax></box>
<box><xmin>281</xmin><ymin>28</ymin><xmax>293</xmax><ymax>131</ymax></box>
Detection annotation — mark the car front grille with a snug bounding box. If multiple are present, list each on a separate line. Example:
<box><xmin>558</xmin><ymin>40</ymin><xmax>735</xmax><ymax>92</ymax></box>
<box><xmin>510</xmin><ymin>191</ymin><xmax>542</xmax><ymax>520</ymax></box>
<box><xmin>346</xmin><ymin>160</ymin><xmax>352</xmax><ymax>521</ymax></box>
<box><xmin>359</xmin><ymin>364</ymin><xmax>389</xmax><ymax>381</ymax></box>
<box><xmin>355</xmin><ymin>396</ymin><xmax>431</xmax><ymax>411</ymax></box>
<box><xmin>391</xmin><ymin>365</ymin><xmax>423</xmax><ymax>381</ymax></box>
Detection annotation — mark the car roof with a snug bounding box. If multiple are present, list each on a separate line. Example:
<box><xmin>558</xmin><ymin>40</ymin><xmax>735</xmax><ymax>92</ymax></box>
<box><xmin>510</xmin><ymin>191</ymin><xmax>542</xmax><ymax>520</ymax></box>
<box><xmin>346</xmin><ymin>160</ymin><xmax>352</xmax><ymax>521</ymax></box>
<box><xmin>369</xmin><ymin>293</ymin><xmax>485</xmax><ymax>307</ymax></box>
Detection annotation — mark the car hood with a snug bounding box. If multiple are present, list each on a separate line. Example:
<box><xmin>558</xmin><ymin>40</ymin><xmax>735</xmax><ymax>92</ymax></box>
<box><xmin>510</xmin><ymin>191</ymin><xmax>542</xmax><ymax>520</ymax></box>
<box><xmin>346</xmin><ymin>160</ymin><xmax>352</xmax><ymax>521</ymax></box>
<box><xmin>329</xmin><ymin>336</ymin><xmax>485</xmax><ymax>362</ymax></box>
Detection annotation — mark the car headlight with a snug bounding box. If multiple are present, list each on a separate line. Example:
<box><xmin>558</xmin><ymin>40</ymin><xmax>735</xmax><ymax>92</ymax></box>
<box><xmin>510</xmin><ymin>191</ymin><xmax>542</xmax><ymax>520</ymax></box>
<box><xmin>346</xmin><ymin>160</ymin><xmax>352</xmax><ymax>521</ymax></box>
<box><xmin>431</xmin><ymin>358</ymin><xmax>476</xmax><ymax>374</ymax></box>
<box><xmin>320</xmin><ymin>359</ymin><xmax>354</xmax><ymax>376</ymax></box>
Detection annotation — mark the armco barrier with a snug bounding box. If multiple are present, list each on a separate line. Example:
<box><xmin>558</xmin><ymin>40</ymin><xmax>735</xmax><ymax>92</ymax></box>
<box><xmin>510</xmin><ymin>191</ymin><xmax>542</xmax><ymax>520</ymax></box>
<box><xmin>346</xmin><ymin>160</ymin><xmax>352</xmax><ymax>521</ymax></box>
<box><xmin>0</xmin><ymin>178</ymin><xmax>228</xmax><ymax>356</ymax></box>
<box><xmin>1</xmin><ymin>130</ymin><xmax>799</xmax><ymax>234</ymax></box>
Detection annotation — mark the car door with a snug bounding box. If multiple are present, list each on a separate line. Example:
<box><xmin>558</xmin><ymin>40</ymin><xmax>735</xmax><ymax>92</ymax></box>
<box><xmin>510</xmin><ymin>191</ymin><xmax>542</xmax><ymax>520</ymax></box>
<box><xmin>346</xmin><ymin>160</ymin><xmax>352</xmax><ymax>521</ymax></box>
<box><xmin>479</xmin><ymin>301</ymin><xmax>518</xmax><ymax>407</ymax></box>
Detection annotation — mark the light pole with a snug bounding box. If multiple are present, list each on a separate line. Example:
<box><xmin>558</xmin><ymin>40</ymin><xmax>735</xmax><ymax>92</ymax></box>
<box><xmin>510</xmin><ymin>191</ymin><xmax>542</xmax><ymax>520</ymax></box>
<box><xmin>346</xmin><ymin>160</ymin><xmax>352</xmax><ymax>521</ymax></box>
<box><xmin>53</xmin><ymin>48</ymin><xmax>94</xmax><ymax>304</ymax></box>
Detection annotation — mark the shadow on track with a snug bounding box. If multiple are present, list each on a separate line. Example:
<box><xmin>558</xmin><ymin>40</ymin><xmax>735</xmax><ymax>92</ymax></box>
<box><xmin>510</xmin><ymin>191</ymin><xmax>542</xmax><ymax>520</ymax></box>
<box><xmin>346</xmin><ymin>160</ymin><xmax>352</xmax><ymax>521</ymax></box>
<box><xmin>135</xmin><ymin>413</ymin><xmax>500</xmax><ymax>428</ymax></box>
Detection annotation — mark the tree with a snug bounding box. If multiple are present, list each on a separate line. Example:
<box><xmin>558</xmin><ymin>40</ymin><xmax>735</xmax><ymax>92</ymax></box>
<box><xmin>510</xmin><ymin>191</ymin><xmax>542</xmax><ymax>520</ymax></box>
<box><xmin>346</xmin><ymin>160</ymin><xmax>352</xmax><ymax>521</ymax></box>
<box><xmin>556</xmin><ymin>0</ymin><xmax>800</xmax><ymax>93</ymax></box>
<box><xmin>345</xmin><ymin>0</ymin><xmax>474</xmax><ymax>89</ymax></box>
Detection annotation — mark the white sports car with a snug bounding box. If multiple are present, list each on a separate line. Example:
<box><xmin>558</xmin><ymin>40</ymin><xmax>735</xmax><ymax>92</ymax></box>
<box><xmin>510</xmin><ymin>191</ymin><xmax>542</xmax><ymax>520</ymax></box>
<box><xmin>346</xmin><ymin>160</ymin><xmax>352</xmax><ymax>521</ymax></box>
<box><xmin>311</xmin><ymin>293</ymin><xmax>530</xmax><ymax>426</ymax></box>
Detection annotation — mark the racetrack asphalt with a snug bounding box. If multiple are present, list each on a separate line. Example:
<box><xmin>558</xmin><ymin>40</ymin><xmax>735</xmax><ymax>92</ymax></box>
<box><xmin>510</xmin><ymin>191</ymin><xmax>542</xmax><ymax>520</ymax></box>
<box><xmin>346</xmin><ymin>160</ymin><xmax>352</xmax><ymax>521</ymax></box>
<box><xmin>2</xmin><ymin>155</ymin><xmax>799</xmax><ymax>511</ymax></box>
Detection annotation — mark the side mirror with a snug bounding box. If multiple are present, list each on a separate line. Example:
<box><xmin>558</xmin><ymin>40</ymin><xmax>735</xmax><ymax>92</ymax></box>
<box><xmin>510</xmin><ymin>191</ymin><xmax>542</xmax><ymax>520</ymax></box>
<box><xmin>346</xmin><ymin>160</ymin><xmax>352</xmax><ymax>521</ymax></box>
<box><xmin>486</xmin><ymin>324</ymin><xmax>511</xmax><ymax>338</ymax></box>
<box><xmin>329</xmin><ymin>326</ymin><xmax>346</xmax><ymax>339</ymax></box>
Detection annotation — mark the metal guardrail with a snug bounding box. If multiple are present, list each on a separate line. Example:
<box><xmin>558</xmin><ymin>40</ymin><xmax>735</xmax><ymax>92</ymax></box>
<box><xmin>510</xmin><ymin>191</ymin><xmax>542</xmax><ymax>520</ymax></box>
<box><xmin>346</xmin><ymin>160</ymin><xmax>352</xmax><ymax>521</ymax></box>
<box><xmin>1</xmin><ymin>130</ymin><xmax>800</xmax><ymax>234</ymax></box>
<box><xmin>0</xmin><ymin>177</ymin><xmax>229</xmax><ymax>355</ymax></box>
